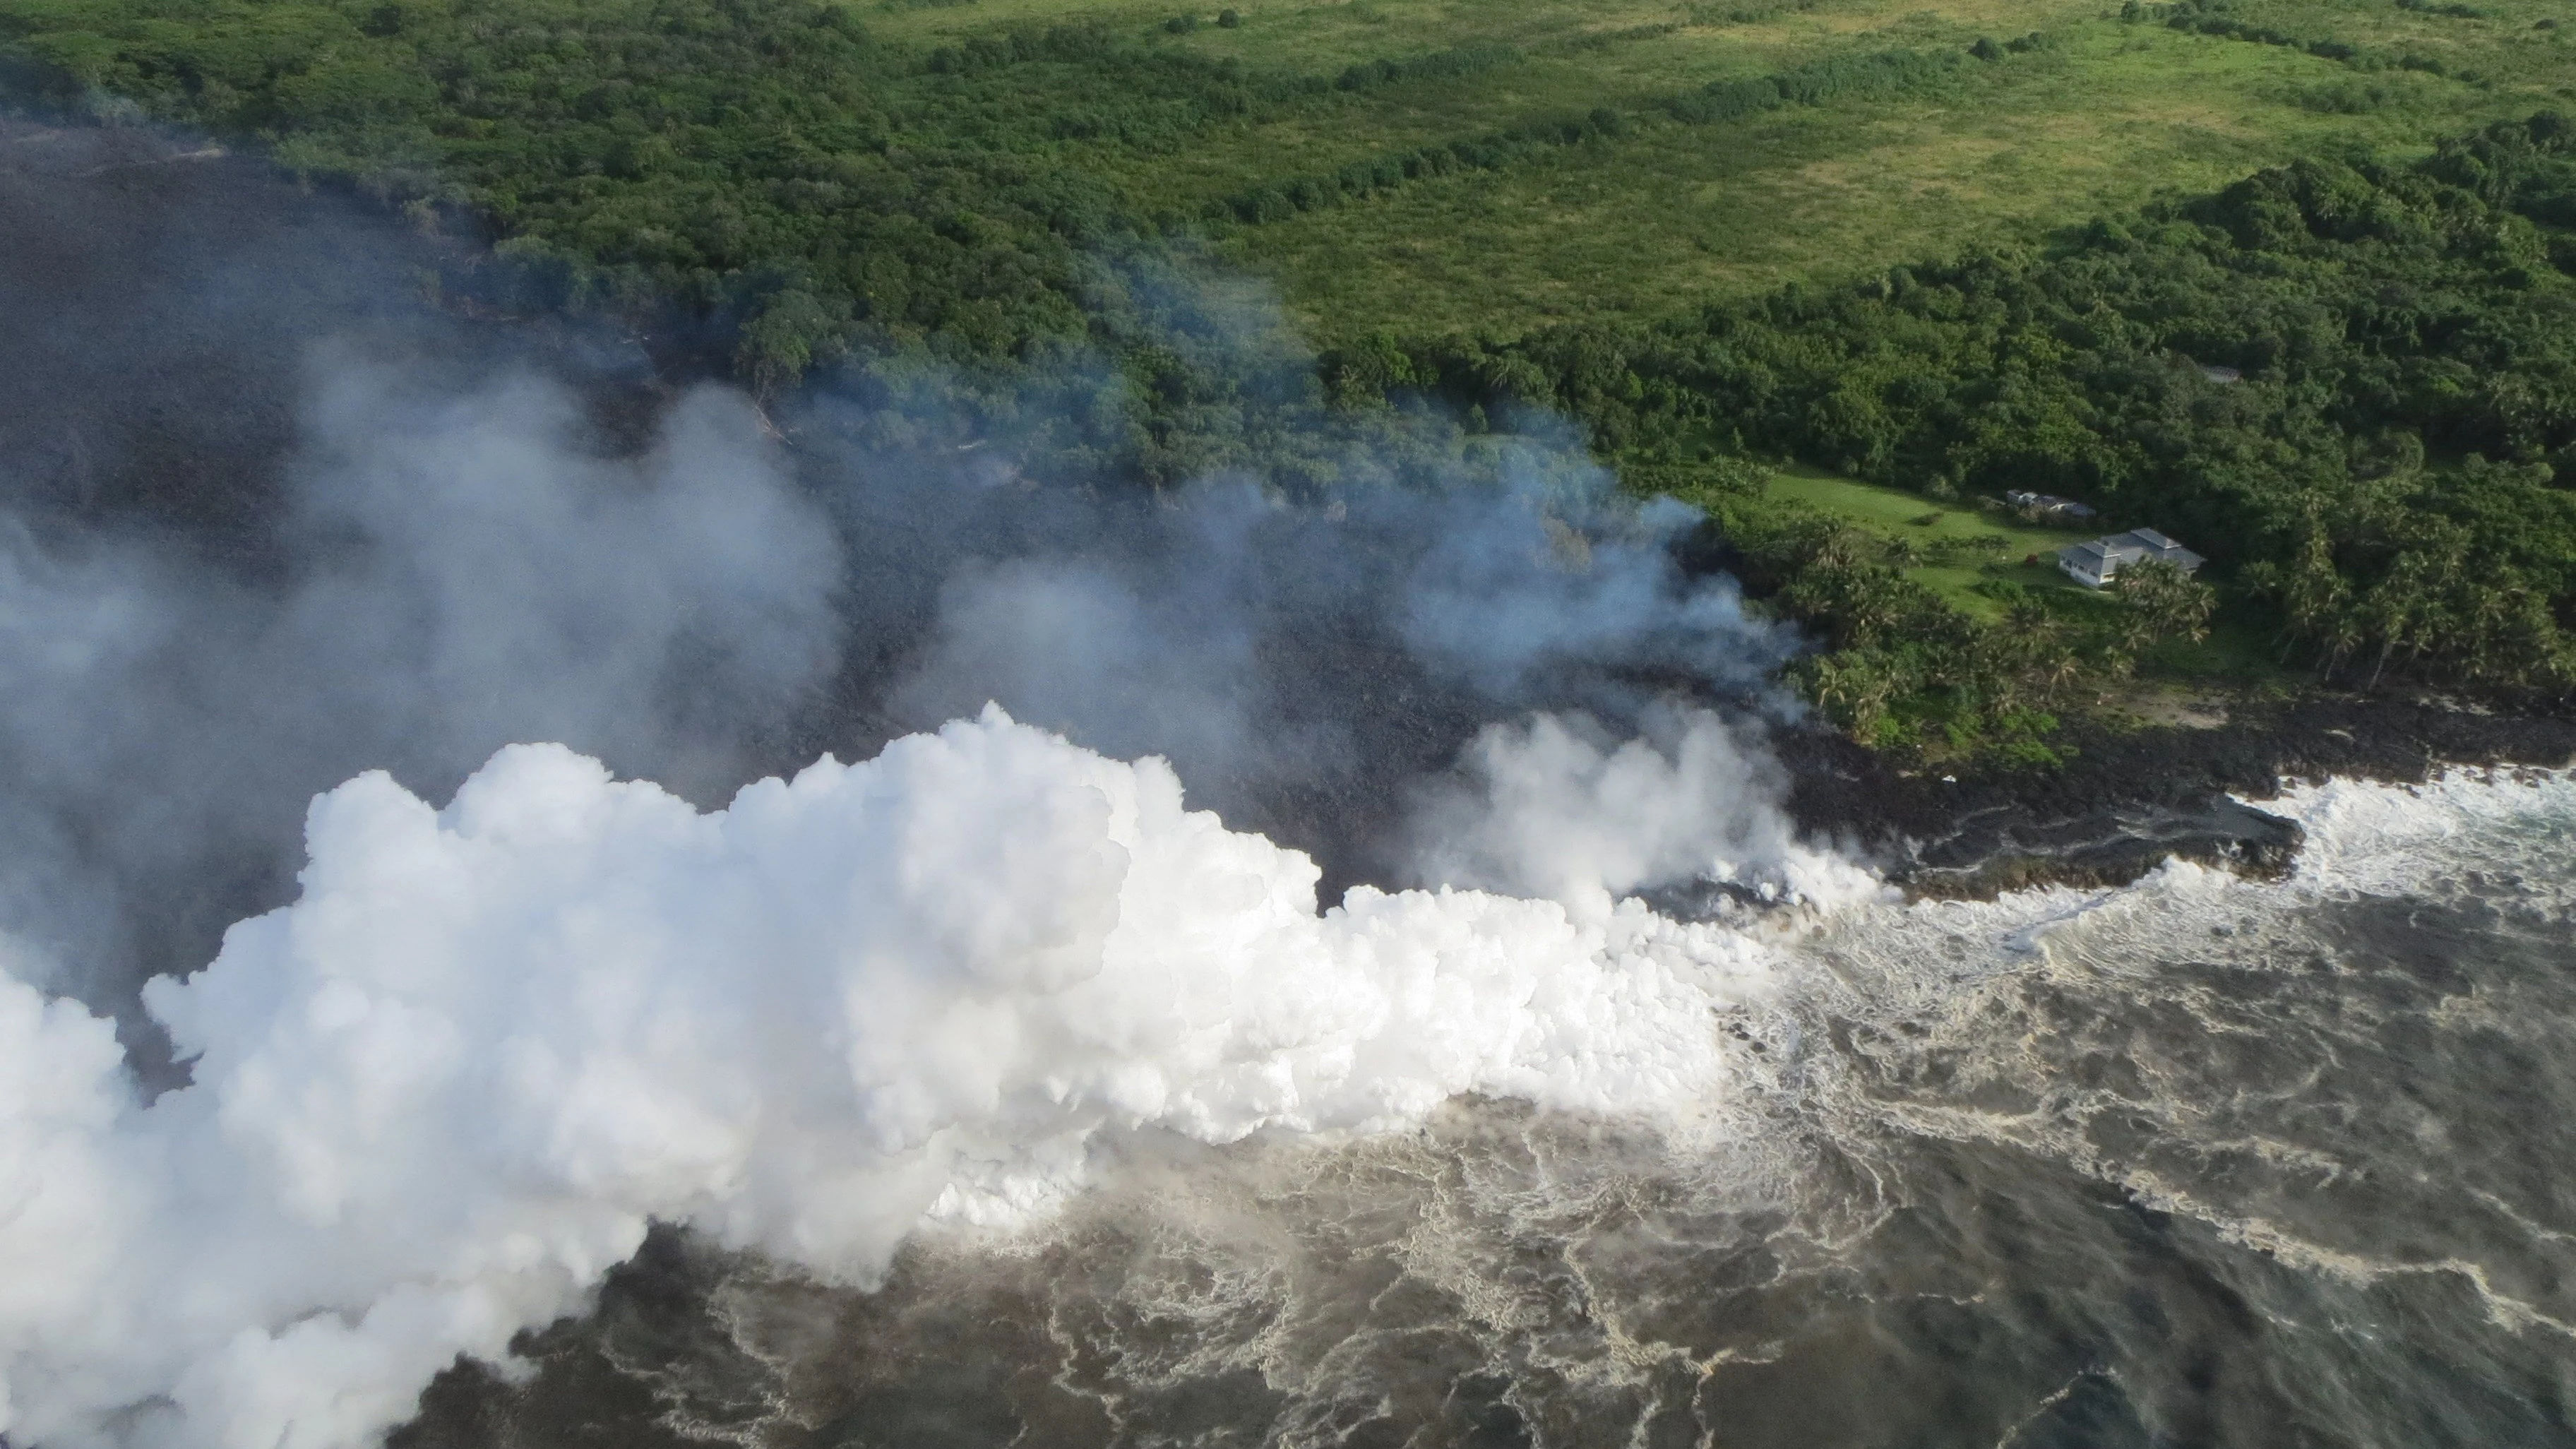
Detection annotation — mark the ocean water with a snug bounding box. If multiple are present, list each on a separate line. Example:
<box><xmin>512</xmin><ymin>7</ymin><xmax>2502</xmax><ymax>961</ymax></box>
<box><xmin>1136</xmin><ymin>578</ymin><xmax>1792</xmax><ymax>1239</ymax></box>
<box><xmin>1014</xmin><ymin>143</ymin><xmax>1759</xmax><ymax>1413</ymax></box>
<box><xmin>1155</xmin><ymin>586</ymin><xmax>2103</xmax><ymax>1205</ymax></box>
<box><xmin>390</xmin><ymin>767</ymin><xmax>2576</xmax><ymax>1449</ymax></box>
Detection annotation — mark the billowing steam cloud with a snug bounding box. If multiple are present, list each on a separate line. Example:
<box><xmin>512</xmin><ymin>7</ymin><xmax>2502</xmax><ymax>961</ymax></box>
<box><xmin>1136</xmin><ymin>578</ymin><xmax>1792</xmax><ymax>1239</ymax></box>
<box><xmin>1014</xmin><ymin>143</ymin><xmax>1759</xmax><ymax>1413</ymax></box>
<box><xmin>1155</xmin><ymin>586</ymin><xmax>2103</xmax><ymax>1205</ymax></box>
<box><xmin>0</xmin><ymin>356</ymin><xmax>1843</xmax><ymax>1449</ymax></box>
<box><xmin>0</xmin><ymin>124</ymin><xmax>1857</xmax><ymax>1449</ymax></box>
<box><xmin>0</xmin><ymin>357</ymin><xmax>1799</xmax><ymax>1027</ymax></box>
<box><xmin>1411</xmin><ymin>708</ymin><xmax>1880</xmax><ymax>915</ymax></box>
<box><xmin>0</xmin><ymin>710</ymin><xmax>1801</xmax><ymax>1449</ymax></box>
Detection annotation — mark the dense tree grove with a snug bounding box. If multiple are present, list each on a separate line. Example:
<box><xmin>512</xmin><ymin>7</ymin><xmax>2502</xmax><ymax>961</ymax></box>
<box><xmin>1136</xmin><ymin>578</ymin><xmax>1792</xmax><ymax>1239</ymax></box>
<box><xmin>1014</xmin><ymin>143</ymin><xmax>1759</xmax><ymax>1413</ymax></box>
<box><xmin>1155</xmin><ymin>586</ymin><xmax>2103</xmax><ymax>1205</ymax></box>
<box><xmin>6</xmin><ymin>0</ymin><xmax>2570</xmax><ymax>750</ymax></box>
<box><xmin>1334</xmin><ymin>114</ymin><xmax>2576</xmax><ymax>715</ymax></box>
<box><xmin>0</xmin><ymin>0</ymin><xmax>1408</xmax><ymax>370</ymax></box>
<box><xmin>0</xmin><ymin>0</ymin><xmax>2045</xmax><ymax>383</ymax></box>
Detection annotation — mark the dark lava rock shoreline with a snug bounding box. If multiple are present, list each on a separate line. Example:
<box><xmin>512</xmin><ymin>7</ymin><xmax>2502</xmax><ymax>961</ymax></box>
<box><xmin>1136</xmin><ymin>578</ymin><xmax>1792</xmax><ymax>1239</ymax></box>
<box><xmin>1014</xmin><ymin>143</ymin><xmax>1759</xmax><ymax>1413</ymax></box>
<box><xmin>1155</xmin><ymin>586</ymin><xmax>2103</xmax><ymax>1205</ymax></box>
<box><xmin>1780</xmin><ymin>697</ymin><xmax>2576</xmax><ymax>900</ymax></box>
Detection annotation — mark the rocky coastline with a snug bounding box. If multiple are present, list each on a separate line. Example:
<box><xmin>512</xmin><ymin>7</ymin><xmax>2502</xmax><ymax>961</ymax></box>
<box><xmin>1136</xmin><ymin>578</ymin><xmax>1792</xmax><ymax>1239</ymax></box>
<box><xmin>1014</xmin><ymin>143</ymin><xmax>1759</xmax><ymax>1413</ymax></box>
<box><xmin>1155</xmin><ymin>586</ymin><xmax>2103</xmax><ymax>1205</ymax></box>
<box><xmin>1782</xmin><ymin>696</ymin><xmax>2576</xmax><ymax>900</ymax></box>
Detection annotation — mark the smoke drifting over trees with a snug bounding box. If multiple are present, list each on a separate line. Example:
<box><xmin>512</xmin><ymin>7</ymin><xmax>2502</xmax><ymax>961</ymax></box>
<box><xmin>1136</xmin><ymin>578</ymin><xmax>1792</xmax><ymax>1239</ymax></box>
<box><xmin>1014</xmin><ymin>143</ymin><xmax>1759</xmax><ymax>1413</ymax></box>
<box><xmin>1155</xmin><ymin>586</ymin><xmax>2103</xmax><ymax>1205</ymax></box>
<box><xmin>0</xmin><ymin>114</ymin><xmax>1802</xmax><ymax>1011</ymax></box>
<box><xmin>0</xmin><ymin>116</ymin><xmax>1854</xmax><ymax>1448</ymax></box>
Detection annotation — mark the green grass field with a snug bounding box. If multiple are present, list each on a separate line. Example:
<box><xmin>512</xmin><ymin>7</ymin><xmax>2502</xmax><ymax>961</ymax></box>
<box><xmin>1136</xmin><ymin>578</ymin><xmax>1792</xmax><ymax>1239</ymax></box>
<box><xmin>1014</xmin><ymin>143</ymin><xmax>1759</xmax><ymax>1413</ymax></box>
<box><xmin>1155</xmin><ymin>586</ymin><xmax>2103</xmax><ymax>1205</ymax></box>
<box><xmin>1657</xmin><ymin>463</ymin><xmax>2104</xmax><ymax>614</ymax></box>
<box><xmin>1772</xmin><ymin>468</ymin><xmax>2097</xmax><ymax>611</ymax></box>
<box><xmin>1013</xmin><ymin>0</ymin><xmax>2575</xmax><ymax>340</ymax></box>
<box><xmin>1645</xmin><ymin>458</ymin><xmax>2310</xmax><ymax>705</ymax></box>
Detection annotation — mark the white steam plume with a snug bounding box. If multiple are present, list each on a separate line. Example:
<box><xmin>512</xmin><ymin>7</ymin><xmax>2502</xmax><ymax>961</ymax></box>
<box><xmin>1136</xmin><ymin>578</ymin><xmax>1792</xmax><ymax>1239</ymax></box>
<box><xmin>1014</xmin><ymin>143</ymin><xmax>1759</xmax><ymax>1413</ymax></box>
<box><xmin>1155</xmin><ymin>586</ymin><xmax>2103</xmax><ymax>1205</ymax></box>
<box><xmin>1410</xmin><ymin>708</ymin><xmax>1885</xmax><ymax>917</ymax></box>
<box><xmin>1</xmin><ymin>195</ymin><xmax>1835</xmax><ymax>1449</ymax></box>
<box><xmin>0</xmin><ymin>708</ymin><xmax>1816</xmax><ymax>1449</ymax></box>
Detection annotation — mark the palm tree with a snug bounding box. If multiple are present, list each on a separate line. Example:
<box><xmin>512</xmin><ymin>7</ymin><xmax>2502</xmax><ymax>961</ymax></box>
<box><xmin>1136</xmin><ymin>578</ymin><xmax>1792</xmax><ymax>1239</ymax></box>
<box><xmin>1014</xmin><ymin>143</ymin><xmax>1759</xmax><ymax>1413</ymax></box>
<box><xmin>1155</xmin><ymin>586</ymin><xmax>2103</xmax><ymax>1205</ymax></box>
<box><xmin>2117</xmin><ymin>559</ymin><xmax>2214</xmax><ymax>652</ymax></box>
<box><xmin>2036</xmin><ymin>640</ymin><xmax>2083</xmax><ymax>703</ymax></box>
<box><xmin>1801</xmin><ymin>652</ymin><xmax>1894</xmax><ymax>737</ymax></box>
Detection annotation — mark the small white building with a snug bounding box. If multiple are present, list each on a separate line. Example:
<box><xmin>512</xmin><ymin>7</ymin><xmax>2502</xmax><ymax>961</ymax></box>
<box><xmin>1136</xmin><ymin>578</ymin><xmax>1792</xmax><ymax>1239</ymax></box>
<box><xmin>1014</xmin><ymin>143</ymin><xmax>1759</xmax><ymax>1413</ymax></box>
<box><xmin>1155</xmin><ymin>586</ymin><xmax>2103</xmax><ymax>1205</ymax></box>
<box><xmin>2057</xmin><ymin>527</ymin><xmax>2205</xmax><ymax>588</ymax></box>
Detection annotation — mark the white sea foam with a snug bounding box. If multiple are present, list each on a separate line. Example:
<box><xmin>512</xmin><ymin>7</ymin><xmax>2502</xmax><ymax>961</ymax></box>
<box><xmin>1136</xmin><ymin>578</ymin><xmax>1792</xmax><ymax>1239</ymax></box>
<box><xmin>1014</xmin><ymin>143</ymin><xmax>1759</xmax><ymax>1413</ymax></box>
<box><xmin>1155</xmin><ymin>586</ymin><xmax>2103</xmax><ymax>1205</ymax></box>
<box><xmin>0</xmin><ymin>707</ymin><xmax>1825</xmax><ymax>1449</ymax></box>
<box><xmin>1799</xmin><ymin>766</ymin><xmax>2576</xmax><ymax>1010</ymax></box>
<box><xmin>1783</xmin><ymin>763</ymin><xmax>2576</xmax><ymax>1335</ymax></box>
<box><xmin>2259</xmin><ymin>768</ymin><xmax>2576</xmax><ymax>901</ymax></box>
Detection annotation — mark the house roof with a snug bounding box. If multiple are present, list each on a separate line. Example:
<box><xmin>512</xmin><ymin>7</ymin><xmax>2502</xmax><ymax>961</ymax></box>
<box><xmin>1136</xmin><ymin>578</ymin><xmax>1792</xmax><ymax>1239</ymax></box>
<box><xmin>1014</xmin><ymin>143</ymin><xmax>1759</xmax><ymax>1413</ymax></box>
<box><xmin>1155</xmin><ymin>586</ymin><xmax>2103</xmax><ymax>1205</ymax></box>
<box><xmin>2056</xmin><ymin>529</ymin><xmax>2205</xmax><ymax>573</ymax></box>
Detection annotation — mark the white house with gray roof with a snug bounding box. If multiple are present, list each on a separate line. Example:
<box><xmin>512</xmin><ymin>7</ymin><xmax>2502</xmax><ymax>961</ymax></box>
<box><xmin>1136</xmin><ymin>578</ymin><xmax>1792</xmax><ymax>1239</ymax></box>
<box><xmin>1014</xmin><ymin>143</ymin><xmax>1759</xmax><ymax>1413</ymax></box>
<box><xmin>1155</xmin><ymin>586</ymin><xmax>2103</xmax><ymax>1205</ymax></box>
<box><xmin>2057</xmin><ymin>527</ymin><xmax>2205</xmax><ymax>588</ymax></box>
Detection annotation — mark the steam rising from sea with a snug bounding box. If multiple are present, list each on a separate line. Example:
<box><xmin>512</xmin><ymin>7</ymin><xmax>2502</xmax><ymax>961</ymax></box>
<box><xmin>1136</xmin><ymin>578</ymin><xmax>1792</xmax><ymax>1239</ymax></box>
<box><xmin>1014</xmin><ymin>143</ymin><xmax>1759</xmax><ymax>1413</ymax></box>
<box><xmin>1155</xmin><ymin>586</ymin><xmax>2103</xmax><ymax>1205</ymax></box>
<box><xmin>0</xmin><ymin>705</ymin><xmax>1858</xmax><ymax>1448</ymax></box>
<box><xmin>11</xmin><ymin>702</ymin><xmax>2576</xmax><ymax>1449</ymax></box>
<box><xmin>0</xmin><ymin>168</ymin><xmax>1850</xmax><ymax>1442</ymax></box>
<box><xmin>6</xmin><ymin>118</ymin><xmax>2575</xmax><ymax>1449</ymax></box>
<box><xmin>383</xmin><ymin>768</ymin><xmax>2576</xmax><ymax>1449</ymax></box>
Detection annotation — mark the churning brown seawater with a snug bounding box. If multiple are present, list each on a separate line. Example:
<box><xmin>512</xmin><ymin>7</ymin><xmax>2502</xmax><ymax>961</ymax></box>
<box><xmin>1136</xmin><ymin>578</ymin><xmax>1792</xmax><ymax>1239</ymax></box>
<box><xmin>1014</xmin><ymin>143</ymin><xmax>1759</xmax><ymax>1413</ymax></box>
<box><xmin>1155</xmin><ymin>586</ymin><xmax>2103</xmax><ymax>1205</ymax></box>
<box><xmin>388</xmin><ymin>770</ymin><xmax>2576</xmax><ymax>1449</ymax></box>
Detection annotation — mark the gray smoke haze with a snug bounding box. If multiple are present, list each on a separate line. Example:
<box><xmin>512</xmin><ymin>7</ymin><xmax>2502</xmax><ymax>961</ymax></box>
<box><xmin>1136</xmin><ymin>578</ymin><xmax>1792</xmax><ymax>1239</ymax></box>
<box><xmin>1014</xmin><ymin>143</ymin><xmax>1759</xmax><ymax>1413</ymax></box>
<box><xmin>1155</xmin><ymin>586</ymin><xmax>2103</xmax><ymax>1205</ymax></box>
<box><xmin>801</xmin><ymin>397</ymin><xmax>1799</xmax><ymax>888</ymax></box>
<box><xmin>0</xmin><ymin>339</ymin><xmax>1801</xmax><ymax>1008</ymax></box>
<box><xmin>0</xmin><ymin>112</ymin><xmax>1815</xmax><ymax>1021</ymax></box>
<box><xmin>869</xmin><ymin>464</ymin><xmax>1789</xmax><ymax>777</ymax></box>
<box><xmin>0</xmin><ymin>355</ymin><xmax>843</xmax><ymax>1010</ymax></box>
<box><xmin>0</xmin><ymin>112</ymin><xmax>1862</xmax><ymax>1449</ymax></box>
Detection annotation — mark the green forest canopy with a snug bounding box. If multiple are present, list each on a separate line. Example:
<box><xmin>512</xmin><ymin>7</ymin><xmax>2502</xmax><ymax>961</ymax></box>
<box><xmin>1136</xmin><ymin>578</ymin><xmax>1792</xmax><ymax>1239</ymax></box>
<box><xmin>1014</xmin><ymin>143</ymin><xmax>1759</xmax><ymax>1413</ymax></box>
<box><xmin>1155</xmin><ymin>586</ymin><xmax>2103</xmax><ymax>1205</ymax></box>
<box><xmin>5</xmin><ymin>0</ymin><xmax>2575</xmax><ymax>744</ymax></box>
<box><xmin>4</xmin><ymin>0</ymin><xmax>2569</xmax><ymax>357</ymax></box>
<box><xmin>1364</xmin><ymin>116</ymin><xmax>2576</xmax><ymax>739</ymax></box>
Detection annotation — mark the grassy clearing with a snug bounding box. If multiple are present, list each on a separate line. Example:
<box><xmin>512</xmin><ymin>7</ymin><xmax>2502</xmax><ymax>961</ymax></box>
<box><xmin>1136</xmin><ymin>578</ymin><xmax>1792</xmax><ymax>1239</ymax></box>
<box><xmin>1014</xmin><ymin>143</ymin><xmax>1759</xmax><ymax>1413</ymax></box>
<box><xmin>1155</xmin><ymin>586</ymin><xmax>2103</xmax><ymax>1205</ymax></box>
<box><xmin>1207</xmin><ymin>7</ymin><xmax>2568</xmax><ymax>338</ymax></box>
<box><xmin>1711</xmin><ymin>465</ymin><xmax>2104</xmax><ymax>614</ymax></box>
<box><xmin>1646</xmin><ymin>458</ymin><xmax>2312</xmax><ymax>697</ymax></box>
<box><xmin>2135</xmin><ymin>611</ymin><xmax>2298</xmax><ymax>688</ymax></box>
<box><xmin>857</xmin><ymin>0</ymin><xmax>2572</xmax><ymax>339</ymax></box>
